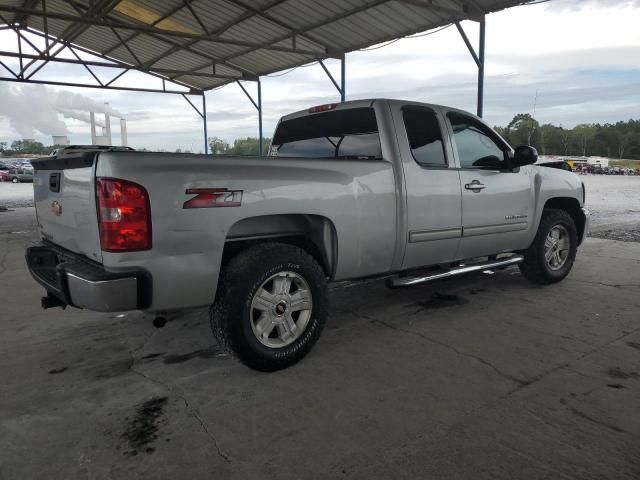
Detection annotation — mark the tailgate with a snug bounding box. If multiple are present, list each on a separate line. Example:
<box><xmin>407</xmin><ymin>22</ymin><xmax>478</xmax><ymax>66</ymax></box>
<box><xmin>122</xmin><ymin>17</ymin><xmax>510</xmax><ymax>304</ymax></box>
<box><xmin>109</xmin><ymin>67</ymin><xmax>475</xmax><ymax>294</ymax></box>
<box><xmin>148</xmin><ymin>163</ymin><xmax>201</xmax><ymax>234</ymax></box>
<box><xmin>32</xmin><ymin>153</ymin><xmax>102</xmax><ymax>262</ymax></box>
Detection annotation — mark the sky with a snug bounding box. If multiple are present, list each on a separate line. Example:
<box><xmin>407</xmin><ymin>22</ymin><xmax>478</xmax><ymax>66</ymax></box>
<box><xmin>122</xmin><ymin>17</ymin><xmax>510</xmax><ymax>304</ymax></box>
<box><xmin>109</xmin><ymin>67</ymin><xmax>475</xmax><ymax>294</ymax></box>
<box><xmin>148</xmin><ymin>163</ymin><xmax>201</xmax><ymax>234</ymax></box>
<box><xmin>0</xmin><ymin>0</ymin><xmax>639</xmax><ymax>152</ymax></box>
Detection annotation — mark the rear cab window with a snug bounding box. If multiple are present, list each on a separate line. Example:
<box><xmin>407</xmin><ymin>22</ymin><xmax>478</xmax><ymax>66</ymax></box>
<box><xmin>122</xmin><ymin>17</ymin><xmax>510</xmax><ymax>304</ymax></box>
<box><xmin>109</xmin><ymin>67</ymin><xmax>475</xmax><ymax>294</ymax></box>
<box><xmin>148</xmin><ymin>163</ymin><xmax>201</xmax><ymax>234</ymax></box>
<box><xmin>271</xmin><ymin>107</ymin><xmax>382</xmax><ymax>159</ymax></box>
<box><xmin>402</xmin><ymin>107</ymin><xmax>447</xmax><ymax>167</ymax></box>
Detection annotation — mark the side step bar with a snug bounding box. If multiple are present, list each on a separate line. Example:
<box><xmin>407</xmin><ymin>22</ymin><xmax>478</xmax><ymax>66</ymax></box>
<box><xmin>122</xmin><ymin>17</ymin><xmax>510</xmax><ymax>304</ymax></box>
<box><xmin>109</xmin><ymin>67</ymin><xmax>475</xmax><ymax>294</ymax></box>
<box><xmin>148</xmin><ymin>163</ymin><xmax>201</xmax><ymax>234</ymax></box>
<box><xmin>387</xmin><ymin>255</ymin><xmax>524</xmax><ymax>288</ymax></box>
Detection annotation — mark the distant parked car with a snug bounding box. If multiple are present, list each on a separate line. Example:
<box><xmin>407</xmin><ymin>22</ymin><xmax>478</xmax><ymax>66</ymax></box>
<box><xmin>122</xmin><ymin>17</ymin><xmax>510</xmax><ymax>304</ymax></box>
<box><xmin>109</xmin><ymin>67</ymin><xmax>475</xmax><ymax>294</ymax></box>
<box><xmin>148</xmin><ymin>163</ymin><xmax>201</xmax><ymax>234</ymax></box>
<box><xmin>8</xmin><ymin>168</ymin><xmax>34</xmax><ymax>183</ymax></box>
<box><xmin>0</xmin><ymin>170</ymin><xmax>11</xmax><ymax>182</ymax></box>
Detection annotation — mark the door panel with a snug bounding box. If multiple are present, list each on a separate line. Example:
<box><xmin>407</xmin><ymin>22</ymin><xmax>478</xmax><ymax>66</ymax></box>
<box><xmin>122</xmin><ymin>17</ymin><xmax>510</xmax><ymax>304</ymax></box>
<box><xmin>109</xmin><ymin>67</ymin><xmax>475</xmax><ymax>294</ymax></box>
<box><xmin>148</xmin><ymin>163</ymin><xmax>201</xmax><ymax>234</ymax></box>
<box><xmin>391</xmin><ymin>103</ymin><xmax>462</xmax><ymax>269</ymax></box>
<box><xmin>446</xmin><ymin>111</ymin><xmax>534</xmax><ymax>259</ymax></box>
<box><xmin>458</xmin><ymin>169</ymin><xmax>533</xmax><ymax>258</ymax></box>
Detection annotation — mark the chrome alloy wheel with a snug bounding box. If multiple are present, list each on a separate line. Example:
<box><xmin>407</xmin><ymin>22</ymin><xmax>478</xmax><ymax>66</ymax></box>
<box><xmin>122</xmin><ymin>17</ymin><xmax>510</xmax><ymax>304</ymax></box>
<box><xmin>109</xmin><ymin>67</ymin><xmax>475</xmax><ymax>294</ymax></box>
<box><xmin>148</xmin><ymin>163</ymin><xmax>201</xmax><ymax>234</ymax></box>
<box><xmin>545</xmin><ymin>224</ymin><xmax>570</xmax><ymax>271</ymax></box>
<box><xmin>250</xmin><ymin>271</ymin><xmax>313</xmax><ymax>348</ymax></box>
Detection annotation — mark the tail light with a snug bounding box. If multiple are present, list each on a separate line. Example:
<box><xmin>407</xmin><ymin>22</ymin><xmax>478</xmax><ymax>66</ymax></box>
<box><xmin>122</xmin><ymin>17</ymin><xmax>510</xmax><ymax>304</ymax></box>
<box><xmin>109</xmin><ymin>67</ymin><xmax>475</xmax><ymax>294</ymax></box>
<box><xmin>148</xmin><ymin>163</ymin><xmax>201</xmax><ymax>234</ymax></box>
<box><xmin>96</xmin><ymin>178</ymin><xmax>152</xmax><ymax>252</ymax></box>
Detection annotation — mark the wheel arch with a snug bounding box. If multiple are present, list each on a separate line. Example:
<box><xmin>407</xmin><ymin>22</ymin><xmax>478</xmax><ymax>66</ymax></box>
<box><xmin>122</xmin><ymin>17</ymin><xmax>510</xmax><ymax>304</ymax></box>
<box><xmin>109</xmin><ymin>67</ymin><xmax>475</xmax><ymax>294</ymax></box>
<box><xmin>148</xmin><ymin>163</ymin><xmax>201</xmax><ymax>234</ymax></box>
<box><xmin>223</xmin><ymin>214</ymin><xmax>338</xmax><ymax>278</ymax></box>
<box><xmin>543</xmin><ymin>197</ymin><xmax>586</xmax><ymax>244</ymax></box>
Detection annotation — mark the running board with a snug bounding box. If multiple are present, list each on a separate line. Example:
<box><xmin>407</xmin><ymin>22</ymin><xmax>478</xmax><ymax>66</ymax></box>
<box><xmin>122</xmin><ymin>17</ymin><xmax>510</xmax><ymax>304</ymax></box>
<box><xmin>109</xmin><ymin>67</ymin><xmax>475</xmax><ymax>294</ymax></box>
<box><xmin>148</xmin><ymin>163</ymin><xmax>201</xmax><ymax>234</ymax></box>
<box><xmin>387</xmin><ymin>255</ymin><xmax>524</xmax><ymax>288</ymax></box>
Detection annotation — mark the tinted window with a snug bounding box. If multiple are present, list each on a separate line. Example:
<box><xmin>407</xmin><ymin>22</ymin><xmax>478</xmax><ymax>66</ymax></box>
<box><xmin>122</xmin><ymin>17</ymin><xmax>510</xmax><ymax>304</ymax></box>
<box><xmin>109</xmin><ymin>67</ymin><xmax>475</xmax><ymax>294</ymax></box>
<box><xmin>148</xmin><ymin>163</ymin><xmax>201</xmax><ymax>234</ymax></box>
<box><xmin>271</xmin><ymin>107</ymin><xmax>381</xmax><ymax>159</ymax></box>
<box><xmin>448</xmin><ymin>113</ymin><xmax>506</xmax><ymax>169</ymax></box>
<box><xmin>402</xmin><ymin>108</ymin><xmax>447</xmax><ymax>167</ymax></box>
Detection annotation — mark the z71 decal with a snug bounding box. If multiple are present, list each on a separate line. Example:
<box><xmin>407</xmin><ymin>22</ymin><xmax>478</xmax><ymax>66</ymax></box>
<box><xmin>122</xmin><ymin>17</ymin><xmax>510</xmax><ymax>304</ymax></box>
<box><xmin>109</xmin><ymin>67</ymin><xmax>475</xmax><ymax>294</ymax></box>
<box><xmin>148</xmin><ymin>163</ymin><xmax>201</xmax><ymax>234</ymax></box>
<box><xmin>183</xmin><ymin>188</ymin><xmax>243</xmax><ymax>209</ymax></box>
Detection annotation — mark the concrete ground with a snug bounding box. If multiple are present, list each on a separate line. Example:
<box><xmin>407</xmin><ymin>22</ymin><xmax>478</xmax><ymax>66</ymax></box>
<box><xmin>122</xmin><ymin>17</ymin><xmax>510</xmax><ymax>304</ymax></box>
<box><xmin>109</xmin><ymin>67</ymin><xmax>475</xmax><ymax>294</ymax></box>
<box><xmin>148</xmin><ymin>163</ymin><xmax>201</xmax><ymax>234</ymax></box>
<box><xmin>1</xmin><ymin>207</ymin><xmax>640</xmax><ymax>480</ymax></box>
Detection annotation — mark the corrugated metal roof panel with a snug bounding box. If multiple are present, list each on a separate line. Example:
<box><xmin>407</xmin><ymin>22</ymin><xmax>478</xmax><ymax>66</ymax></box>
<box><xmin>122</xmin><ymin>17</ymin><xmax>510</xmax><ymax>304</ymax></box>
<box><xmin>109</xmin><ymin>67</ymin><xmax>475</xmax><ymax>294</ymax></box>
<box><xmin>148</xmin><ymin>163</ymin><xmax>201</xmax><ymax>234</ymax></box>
<box><xmin>1</xmin><ymin>0</ymin><xmax>533</xmax><ymax>91</ymax></box>
<box><xmin>189</xmin><ymin>40</ymin><xmax>248</xmax><ymax>61</ymax></box>
<box><xmin>74</xmin><ymin>26</ymin><xmax>121</xmax><ymax>53</ymax></box>
<box><xmin>152</xmin><ymin>49</ymin><xmax>211</xmax><ymax>71</ymax></box>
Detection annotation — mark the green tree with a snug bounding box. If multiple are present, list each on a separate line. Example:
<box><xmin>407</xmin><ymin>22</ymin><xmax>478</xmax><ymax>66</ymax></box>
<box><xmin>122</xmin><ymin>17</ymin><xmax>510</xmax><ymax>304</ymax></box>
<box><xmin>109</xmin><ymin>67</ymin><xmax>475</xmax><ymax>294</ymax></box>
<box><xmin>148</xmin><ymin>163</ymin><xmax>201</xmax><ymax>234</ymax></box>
<box><xmin>573</xmin><ymin>124</ymin><xmax>596</xmax><ymax>157</ymax></box>
<box><xmin>226</xmin><ymin>137</ymin><xmax>272</xmax><ymax>155</ymax></box>
<box><xmin>208</xmin><ymin>136</ymin><xmax>230</xmax><ymax>154</ymax></box>
<box><xmin>506</xmin><ymin>113</ymin><xmax>540</xmax><ymax>146</ymax></box>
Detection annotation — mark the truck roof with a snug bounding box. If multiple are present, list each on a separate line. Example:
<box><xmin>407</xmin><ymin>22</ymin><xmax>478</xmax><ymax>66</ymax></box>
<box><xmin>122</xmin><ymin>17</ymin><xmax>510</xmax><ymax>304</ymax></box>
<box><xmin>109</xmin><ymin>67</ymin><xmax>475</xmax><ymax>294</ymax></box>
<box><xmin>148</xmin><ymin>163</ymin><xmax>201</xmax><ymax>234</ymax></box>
<box><xmin>279</xmin><ymin>98</ymin><xmax>478</xmax><ymax>123</ymax></box>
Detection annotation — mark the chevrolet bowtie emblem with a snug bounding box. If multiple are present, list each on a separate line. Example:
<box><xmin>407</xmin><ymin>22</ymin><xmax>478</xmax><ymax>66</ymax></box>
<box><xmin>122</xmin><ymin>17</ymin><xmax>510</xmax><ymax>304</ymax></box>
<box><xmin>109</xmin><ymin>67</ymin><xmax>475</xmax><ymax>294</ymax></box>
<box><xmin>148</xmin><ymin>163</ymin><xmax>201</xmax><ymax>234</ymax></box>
<box><xmin>51</xmin><ymin>201</ymin><xmax>62</xmax><ymax>216</ymax></box>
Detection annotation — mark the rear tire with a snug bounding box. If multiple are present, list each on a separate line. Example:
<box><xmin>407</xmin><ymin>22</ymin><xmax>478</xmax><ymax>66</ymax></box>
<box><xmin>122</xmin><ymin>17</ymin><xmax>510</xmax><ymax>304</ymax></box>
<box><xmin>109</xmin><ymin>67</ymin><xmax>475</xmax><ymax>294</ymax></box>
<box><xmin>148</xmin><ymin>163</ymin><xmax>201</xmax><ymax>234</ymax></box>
<box><xmin>519</xmin><ymin>208</ymin><xmax>577</xmax><ymax>284</ymax></box>
<box><xmin>210</xmin><ymin>242</ymin><xmax>328</xmax><ymax>371</ymax></box>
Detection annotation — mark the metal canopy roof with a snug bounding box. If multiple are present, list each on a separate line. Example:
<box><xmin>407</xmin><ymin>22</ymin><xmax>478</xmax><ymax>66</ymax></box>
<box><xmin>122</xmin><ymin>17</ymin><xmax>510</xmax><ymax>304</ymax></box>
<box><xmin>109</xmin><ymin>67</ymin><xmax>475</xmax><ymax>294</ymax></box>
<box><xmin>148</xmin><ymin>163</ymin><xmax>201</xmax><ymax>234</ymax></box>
<box><xmin>0</xmin><ymin>0</ymin><xmax>531</xmax><ymax>93</ymax></box>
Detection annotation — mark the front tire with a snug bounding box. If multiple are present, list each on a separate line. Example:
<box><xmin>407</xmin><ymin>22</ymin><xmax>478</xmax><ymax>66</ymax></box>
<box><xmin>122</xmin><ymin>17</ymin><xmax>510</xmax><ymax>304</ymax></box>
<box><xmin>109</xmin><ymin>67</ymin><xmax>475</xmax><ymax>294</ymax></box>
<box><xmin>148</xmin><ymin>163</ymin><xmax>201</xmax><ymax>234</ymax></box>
<box><xmin>11</xmin><ymin>177</ymin><xmax>19</xmax><ymax>183</ymax></box>
<box><xmin>210</xmin><ymin>242</ymin><xmax>328</xmax><ymax>371</ymax></box>
<box><xmin>519</xmin><ymin>208</ymin><xmax>577</xmax><ymax>284</ymax></box>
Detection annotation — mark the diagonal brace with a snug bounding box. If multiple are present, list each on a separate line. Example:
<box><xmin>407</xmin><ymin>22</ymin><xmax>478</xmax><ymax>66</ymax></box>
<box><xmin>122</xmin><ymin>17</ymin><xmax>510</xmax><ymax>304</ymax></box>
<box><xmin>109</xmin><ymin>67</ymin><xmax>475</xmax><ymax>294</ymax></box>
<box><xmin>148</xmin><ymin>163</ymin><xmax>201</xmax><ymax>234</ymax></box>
<box><xmin>455</xmin><ymin>21</ymin><xmax>481</xmax><ymax>68</ymax></box>
<box><xmin>182</xmin><ymin>93</ymin><xmax>205</xmax><ymax>119</ymax></box>
<box><xmin>319</xmin><ymin>59</ymin><xmax>343</xmax><ymax>97</ymax></box>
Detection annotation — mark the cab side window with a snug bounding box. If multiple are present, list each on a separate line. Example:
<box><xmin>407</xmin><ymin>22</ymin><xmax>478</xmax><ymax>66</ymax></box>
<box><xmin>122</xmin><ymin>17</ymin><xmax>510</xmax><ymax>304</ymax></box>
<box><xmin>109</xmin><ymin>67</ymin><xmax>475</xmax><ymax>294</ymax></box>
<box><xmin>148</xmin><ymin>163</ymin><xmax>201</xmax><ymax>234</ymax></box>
<box><xmin>402</xmin><ymin>107</ymin><xmax>447</xmax><ymax>167</ymax></box>
<box><xmin>448</xmin><ymin>113</ymin><xmax>506</xmax><ymax>169</ymax></box>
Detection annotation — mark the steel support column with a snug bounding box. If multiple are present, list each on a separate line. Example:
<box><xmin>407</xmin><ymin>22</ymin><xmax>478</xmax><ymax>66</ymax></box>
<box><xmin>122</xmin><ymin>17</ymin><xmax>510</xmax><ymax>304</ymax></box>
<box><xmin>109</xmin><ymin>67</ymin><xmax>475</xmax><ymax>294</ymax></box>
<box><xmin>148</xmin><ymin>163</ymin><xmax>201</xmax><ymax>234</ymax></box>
<box><xmin>319</xmin><ymin>54</ymin><xmax>346</xmax><ymax>102</ymax></box>
<box><xmin>237</xmin><ymin>79</ymin><xmax>263</xmax><ymax>155</ymax></box>
<box><xmin>455</xmin><ymin>17</ymin><xmax>486</xmax><ymax>117</ymax></box>
<box><xmin>182</xmin><ymin>93</ymin><xmax>208</xmax><ymax>153</ymax></box>
<box><xmin>202</xmin><ymin>94</ymin><xmax>208</xmax><ymax>154</ymax></box>
<box><xmin>257</xmin><ymin>79</ymin><xmax>263</xmax><ymax>156</ymax></box>
<box><xmin>477</xmin><ymin>15</ymin><xmax>486</xmax><ymax>118</ymax></box>
<box><xmin>340</xmin><ymin>54</ymin><xmax>346</xmax><ymax>102</ymax></box>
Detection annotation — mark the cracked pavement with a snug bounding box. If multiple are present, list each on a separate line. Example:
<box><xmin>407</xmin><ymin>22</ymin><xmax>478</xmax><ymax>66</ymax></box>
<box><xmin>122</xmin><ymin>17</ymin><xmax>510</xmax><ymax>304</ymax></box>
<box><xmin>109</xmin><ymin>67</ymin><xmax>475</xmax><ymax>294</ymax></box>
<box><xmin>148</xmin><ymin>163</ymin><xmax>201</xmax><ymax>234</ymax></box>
<box><xmin>1</xmin><ymin>207</ymin><xmax>640</xmax><ymax>479</ymax></box>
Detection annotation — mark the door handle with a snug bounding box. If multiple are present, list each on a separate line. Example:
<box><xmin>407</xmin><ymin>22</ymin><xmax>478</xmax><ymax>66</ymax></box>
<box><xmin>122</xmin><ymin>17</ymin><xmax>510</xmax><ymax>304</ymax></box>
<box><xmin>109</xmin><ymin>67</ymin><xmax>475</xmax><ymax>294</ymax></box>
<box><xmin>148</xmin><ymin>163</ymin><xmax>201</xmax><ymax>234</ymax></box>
<box><xmin>465</xmin><ymin>180</ymin><xmax>486</xmax><ymax>191</ymax></box>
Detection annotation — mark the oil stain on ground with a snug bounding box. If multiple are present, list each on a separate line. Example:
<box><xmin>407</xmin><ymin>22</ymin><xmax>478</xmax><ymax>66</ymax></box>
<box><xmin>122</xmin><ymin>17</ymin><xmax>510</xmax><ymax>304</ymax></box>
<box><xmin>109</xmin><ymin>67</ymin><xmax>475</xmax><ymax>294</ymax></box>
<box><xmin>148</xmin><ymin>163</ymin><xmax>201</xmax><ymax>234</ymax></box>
<box><xmin>627</xmin><ymin>341</ymin><xmax>640</xmax><ymax>350</ymax></box>
<box><xmin>607</xmin><ymin>367</ymin><xmax>639</xmax><ymax>380</ymax></box>
<box><xmin>121</xmin><ymin>396</ymin><xmax>168</xmax><ymax>456</ymax></box>
<box><xmin>411</xmin><ymin>292</ymin><xmax>469</xmax><ymax>313</ymax></box>
<box><xmin>48</xmin><ymin>366</ymin><xmax>68</xmax><ymax>374</ymax></box>
<box><xmin>163</xmin><ymin>346</ymin><xmax>226</xmax><ymax>365</ymax></box>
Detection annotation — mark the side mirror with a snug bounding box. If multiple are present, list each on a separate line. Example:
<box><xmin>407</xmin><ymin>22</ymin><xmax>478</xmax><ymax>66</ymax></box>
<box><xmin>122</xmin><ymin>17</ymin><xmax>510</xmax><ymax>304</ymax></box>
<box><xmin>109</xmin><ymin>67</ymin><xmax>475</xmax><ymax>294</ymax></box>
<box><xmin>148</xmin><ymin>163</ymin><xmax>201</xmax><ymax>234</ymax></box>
<box><xmin>511</xmin><ymin>145</ymin><xmax>538</xmax><ymax>167</ymax></box>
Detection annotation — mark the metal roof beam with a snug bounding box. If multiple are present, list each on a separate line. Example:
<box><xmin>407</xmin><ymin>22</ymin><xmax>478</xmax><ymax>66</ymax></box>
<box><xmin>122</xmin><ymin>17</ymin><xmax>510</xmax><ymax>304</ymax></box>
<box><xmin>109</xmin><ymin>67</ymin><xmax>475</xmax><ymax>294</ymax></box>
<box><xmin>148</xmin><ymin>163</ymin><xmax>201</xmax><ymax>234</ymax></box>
<box><xmin>183</xmin><ymin>0</ymin><xmax>208</xmax><ymax>36</ymax></box>
<box><xmin>0</xmin><ymin>49</ymin><xmax>245</xmax><ymax>81</ymax></box>
<box><xmin>0</xmin><ymin>75</ymin><xmax>198</xmax><ymax>94</ymax></box>
<box><xmin>396</xmin><ymin>0</ymin><xmax>480</xmax><ymax>21</ymax></box>
<box><xmin>17</xmin><ymin>0</ymin><xmax>119</xmax><ymax>82</ymax></box>
<box><xmin>17</xmin><ymin>1</ymin><xmax>256</xmax><ymax>82</ymax></box>
<box><xmin>102</xmin><ymin>0</ymin><xmax>191</xmax><ymax>57</ymax></box>
<box><xmin>224</xmin><ymin>0</ymin><xmax>333</xmax><ymax>52</ymax></box>
<box><xmin>182</xmin><ymin>0</ymin><xmax>388</xmax><ymax>82</ymax></box>
<box><xmin>13</xmin><ymin>0</ymin><xmax>40</xmax><ymax>25</ymax></box>
<box><xmin>64</xmin><ymin>1</ymin><xmax>258</xmax><ymax>80</ymax></box>
<box><xmin>0</xmin><ymin>5</ymin><xmax>329</xmax><ymax>56</ymax></box>
<box><xmin>21</xmin><ymin>26</ymin><xmax>207</xmax><ymax>90</ymax></box>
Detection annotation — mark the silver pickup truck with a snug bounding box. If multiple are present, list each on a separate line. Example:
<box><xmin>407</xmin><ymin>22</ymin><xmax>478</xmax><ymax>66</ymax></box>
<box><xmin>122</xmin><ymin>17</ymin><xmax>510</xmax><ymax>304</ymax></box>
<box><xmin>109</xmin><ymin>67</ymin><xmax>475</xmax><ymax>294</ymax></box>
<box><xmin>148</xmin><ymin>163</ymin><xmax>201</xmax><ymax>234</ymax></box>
<box><xmin>26</xmin><ymin>99</ymin><xmax>589</xmax><ymax>370</ymax></box>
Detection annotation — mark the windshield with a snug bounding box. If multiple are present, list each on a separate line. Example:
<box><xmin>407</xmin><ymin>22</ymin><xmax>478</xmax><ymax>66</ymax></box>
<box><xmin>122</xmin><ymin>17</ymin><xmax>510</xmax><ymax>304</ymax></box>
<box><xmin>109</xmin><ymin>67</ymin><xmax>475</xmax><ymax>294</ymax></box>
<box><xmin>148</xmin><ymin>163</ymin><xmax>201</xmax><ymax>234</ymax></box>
<box><xmin>271</xmin><ymin>107</ymin><xmax>382</xmax><ymax>159</ymax></box>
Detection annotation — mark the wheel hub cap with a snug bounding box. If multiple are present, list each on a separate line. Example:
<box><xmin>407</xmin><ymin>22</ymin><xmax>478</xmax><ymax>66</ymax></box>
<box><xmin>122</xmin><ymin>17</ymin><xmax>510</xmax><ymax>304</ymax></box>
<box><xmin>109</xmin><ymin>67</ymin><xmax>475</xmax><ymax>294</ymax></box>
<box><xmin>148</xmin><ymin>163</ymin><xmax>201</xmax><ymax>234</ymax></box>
<box><xmin>274</xmin><ymin>301</ymin><xmax>287</xmax><ymax>316</ymax></box>
<box><xmin>544</xmin><ymin>224</ymin><xmax>570</xmax><ymax>271</ymax></box>
<box><xmin>250</xmin><ymin>271</ymin><xmax>313</xmax><ymax>348</ymax></box>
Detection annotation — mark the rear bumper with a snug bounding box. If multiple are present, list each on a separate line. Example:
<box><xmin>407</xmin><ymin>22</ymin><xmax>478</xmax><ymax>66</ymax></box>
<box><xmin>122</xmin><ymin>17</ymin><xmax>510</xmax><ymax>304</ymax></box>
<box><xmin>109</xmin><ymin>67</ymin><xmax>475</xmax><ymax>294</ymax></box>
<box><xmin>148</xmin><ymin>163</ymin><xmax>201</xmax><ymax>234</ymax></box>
<box><xmin>25</xmin><ymin>243</ymin><xmax>151</xmax><ymax>312</ymax></box>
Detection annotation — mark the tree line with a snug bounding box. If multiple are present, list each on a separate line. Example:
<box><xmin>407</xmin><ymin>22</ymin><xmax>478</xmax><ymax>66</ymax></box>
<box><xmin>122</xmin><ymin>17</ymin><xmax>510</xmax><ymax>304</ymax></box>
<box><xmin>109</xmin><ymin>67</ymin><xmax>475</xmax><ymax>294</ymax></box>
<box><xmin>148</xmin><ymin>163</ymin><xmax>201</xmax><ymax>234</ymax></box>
<box><xmin>2</xmin><ymin>116</ymin><xmax>638</xmax><ymax>159</ymax></box>
<box><xmin>494</xmin><ymin>114</ymin><xmax>640</xmax><ymax>159</ymax></box>
<box><xmin>0</xmin><ymin>139</ymin><xmax>58</xmax><ymax>156</ymax></box>
<box><xmin>208</xmin><ymin>136</ymin><xmax>272</xmax><ymax>155</ymax></box>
